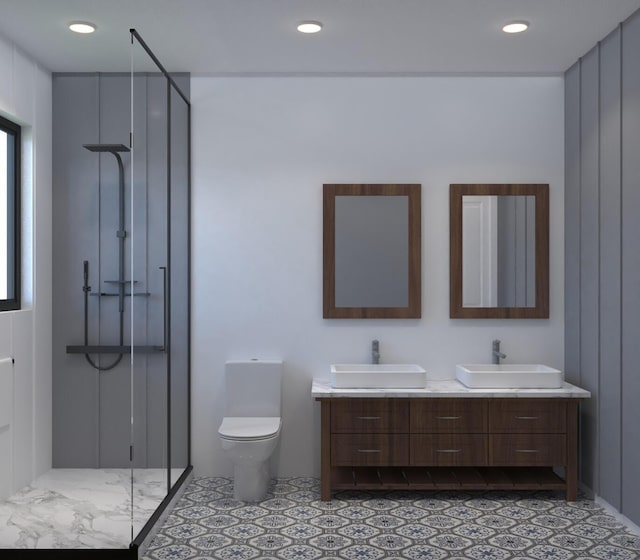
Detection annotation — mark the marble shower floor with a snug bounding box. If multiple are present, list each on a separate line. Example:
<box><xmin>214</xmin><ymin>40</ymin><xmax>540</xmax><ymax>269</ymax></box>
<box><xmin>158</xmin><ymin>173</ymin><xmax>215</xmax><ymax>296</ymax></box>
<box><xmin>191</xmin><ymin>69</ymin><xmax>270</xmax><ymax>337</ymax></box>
<box><xmin>144</xmin><ymin>477</ymin><xmax>640</xmax><ymax>560</ymax></box>
<box><xmin>0</xmin><ymin>468</ymin><xmax>182</xmax><ymax>549</ymax></box>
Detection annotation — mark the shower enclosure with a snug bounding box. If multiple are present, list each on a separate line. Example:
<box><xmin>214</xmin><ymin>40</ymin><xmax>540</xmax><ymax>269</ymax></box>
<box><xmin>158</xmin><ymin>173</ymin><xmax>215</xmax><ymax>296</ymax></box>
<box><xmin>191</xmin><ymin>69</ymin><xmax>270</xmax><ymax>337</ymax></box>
<box><xmin>50</xmin><ymin>30</ymin><xmax>191</xmax><ymax>554</ymax></box>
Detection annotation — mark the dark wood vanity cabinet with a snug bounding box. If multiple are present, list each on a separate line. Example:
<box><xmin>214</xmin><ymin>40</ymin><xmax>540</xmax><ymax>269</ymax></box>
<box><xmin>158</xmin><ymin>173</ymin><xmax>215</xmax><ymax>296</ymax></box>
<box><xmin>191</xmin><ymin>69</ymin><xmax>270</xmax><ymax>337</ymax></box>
<box><xmin>317</xmin><ymin>397</ymin><xmax>580</xmax><ymax>501</ymax></box>
<box><xmin>410</xmin><ymin>399</ymin><xmax>488</xmax><ymax>467</ymax></box>
<box><xmin>330</xmin><ymin>399</ymin><xmax>409</xmax><ymax>466</ymax></box>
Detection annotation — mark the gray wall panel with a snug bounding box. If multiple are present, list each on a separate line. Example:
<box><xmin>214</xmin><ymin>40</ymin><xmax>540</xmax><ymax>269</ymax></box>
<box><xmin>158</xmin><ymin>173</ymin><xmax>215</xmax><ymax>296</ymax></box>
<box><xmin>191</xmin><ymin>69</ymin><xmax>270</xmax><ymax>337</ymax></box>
<box><xmin>53</xmin><ymin>73</ymin><xmax>190</xmax><ymax>476</ymax></box>
<box><xmin>526</xmin><ymin>198</ymin><xmax>536</xmax><ymax>307</ymax></box>
<box><xmin>579</xmin><ymin>46</ymin><xmax>600</xmax><ymax>491</ymax></box>
<box><xmin>97</xmin><ymin>75</ymin><xmax>136</xmax><ymax>467</ymax></box>
<box><xmin>145</xmin><ymin>75</ymin><xmax>169</xmax><ymax>468</ymax></box>
<box><xmin>53</xmin><ymin>74</ymin><xmax>101</xmax><ymax>467</ymax></box>
<box><xmin>565</xmin><ymin>8</ymin><xmax>640</xmax><ymax>526</ymax></box>
<box><xmin>497</xmin><ymin>196</ymin><xmax>535</xmax><ymax>307</ymax></box>
<box><xmin>498</xmin><ymin>196</ymin><xmax>515</xmax><ymax>307</ymax></box>
<box><xmin>621</xmin><ymin>11</ymin><xmax>640</xmax><ymax>525</ymax></box>
<box><xmin>565</xmin><ymin>62</ymin><xmax>581</xmax><ymax>387</ymax></box>
<box><xmin>598</xmin><ymin>27</ymin><xmax>622</xmax><ymax>510</ymax></box>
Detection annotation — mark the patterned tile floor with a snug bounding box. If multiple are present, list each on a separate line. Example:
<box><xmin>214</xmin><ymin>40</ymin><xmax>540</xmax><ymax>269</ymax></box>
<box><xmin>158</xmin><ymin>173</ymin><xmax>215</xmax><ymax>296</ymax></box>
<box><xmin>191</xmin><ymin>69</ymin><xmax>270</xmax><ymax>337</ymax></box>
<box><xmin>143</xmin><ymin>477</ymin><xmax>640</xmax><ymax>560</ymax></box>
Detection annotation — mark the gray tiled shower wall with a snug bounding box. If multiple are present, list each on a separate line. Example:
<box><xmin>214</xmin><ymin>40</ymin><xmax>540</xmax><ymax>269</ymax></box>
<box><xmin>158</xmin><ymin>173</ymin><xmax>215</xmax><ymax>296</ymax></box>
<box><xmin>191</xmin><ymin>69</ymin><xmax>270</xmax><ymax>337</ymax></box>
<box><xmin>565</xmin><ymin>9</ymin><xmax>640</xmax><ymax>526</ymax></box>
<box><xmin>51</xmin><ymin>72</ymin><xmax>190</xmax><ymax>471</ymax></box>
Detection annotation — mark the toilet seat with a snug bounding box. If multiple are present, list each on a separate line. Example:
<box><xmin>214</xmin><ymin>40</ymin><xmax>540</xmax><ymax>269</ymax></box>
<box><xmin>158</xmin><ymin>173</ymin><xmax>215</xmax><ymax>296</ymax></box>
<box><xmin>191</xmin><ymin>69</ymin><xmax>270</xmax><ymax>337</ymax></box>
<box><xmin>218</xmin><ymin>417</ymin><xmax>281</xmax><ymax>441</ymax></box>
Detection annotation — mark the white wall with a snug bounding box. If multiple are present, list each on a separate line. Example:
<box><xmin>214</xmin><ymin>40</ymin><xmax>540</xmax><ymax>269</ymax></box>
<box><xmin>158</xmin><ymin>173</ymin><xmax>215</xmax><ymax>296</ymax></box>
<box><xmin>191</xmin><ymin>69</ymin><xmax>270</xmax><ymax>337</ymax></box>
<box><xmin>0</xmin><ymin>31</ymin><xmax>52</xmax><ymax>495</ymax></box>
<box><xmin>191</xmin><ymin>76</ymin><xmax>564</xmax><ymax>478</ymax></box>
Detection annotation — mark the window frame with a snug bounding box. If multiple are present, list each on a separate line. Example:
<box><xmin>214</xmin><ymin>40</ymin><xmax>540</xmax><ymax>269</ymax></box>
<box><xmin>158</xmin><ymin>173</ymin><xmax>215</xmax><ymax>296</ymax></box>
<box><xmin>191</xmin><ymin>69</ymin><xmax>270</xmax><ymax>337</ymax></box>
<box><xmin>0</xmin><ymin>114</ymin><xmax>21</xmax><ymax>312</ymax></box>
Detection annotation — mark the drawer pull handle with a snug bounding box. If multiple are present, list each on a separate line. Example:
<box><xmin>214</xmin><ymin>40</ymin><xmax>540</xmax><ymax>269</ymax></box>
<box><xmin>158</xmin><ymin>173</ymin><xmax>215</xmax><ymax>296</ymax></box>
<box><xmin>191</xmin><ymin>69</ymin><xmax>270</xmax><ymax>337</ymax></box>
<box><xmin>515</xmin><ymin>416</ymin><xmax>540</xmax><ymax>420</ymax></box>
<box><xmin>515</xmin><ymin>449</ymin><xmax>540</xmax><ymax>453</ymax></box>
<box><xmin>357</xmin><ymin>449</ymin><xmax>381</xmax><ymax>453</ymax></box>
<box><xmin>436</xmin><ymin>416</ymin><xmax>462</xmax><ymax>420</ymax></box>
<box><xmin>357</xmin><ymin>416</ymin><xmax>381</xmax><ymax>420</ymax></box>
<box><xmin>436</xmin><ymin>449</ymin><xmax>462</xmax><ymax>453</ymax></box>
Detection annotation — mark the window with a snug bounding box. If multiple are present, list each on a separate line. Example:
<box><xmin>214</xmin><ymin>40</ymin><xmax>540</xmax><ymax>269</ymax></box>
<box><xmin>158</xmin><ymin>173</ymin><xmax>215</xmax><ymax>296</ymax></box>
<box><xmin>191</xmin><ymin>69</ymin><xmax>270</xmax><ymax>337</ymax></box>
<box><xmin>0</xmin><ymin>114</ymin><xmax>20</xmax><ymax>311</ymax></box>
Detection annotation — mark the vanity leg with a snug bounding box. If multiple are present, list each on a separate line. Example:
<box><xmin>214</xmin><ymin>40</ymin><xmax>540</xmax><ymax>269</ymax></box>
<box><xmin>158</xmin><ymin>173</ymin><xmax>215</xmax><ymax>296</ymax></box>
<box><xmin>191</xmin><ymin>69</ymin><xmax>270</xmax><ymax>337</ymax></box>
<box><xmin>566</xmin><ymin>400</ymin><xmax>579</xmax><ymax>501</ymax></box>
<box><xmin>320</xmin><ymin>399</ymin><xmax>332</xmax><ymax>501</ymax></box>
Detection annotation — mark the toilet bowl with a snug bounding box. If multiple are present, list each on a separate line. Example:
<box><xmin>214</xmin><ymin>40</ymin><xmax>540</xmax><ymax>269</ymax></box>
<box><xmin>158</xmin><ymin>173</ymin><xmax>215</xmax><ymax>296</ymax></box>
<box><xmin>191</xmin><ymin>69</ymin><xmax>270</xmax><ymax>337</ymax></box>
<box><xmin>218</xmin><ymin>360</ymin><xmax>282</xmax><ymax>502</ymax></box>
<box><xmin>219</xmin><ymin>417</ymin><xmax>281</xmax><ymax>502</ymax></box>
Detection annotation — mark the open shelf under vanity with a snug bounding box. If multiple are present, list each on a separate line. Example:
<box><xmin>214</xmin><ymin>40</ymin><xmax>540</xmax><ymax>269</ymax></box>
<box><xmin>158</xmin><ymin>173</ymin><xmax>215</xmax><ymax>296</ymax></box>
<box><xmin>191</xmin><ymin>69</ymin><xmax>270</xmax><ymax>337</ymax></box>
<box><xmin>329</xmin><ymin>466</ymin><xmax>566</xmax><ymax>492</ymax></box>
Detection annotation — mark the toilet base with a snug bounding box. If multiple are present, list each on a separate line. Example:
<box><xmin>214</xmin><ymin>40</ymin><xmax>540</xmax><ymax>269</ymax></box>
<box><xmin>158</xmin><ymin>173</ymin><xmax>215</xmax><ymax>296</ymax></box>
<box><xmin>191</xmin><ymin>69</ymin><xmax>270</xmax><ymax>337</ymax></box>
<box><xmin>233</xmin><ymin>460</ymin><xmax>270</xmax><ymax>502</ymax></box>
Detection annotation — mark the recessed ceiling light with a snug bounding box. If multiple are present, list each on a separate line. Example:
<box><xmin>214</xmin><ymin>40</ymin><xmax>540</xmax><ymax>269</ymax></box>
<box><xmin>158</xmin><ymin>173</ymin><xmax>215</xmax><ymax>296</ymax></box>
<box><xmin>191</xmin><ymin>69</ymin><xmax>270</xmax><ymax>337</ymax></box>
<box><xmin>297</xmin><ymin>21</ymin><xmax>323</xmax><ymax>34</ymax></box>
<box><xmin>502</xmin><ymin>21</ymin><xmax>529</xmax><ymax>34</ymax></box>
<box><xmin>69</xmin><ymin>21</ymin><xmax>97</xmax><ymax>34</ymax></box>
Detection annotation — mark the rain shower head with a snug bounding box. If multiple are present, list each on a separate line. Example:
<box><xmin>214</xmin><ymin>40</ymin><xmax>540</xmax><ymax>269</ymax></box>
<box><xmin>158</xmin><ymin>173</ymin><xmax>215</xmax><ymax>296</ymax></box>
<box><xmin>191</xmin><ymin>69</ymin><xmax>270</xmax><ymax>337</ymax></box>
<box><xmin>83</xmin><ymin>143</ymin><xmax>130</xmax><ymax>153</ymax></box>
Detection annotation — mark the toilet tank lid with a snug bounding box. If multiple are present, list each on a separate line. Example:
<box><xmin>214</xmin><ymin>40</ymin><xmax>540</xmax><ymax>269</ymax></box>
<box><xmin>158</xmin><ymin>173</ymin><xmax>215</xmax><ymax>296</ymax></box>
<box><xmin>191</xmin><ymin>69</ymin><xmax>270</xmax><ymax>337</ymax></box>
<box><xmin>218</xmin><ymin>417</ymin><xmax>281</xmax><ymax>440</ymax></box>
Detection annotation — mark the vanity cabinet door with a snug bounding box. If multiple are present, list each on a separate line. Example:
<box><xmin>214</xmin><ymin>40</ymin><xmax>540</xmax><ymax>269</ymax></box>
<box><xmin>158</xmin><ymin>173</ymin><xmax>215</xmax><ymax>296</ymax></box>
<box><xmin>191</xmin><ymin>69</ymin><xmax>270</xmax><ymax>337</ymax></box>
<box><xmin>489</xmin><ymin>400</ymin><xmax>567</xmax><ymax>433</ymax></box>
<box><xmin>331</xmin><ymin>399</ymin><xmax>409</xmax><ymax>433</ymax></box>
<box><xmin>410</xmin><ymin>399</ymin><xmax>487</xmax><ymax>433</ymax></box>
<box><xmin>410</xmin><ymin>435</ymin><xmax>487</xmax><ymax>466</ymax></box>
<box><xmin>331</xmin><ymin>434</ymin><xmax>409</xmax><ymax>466</ymax></box>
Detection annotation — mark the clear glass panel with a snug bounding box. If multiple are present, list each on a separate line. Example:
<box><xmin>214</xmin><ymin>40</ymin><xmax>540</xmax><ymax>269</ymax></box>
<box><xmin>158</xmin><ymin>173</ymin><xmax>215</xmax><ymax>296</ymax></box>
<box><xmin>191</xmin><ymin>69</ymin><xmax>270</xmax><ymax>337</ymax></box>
<box><xmin>170</xmin><ymin>86</ymin><xmax>190</xmax><ymax>487</ymax></box>
<box><xmin>130</xmin><ymin>36</ymin><xmax>170</xmax><ymax>538</ymax></box>
<box><xmin>48</xmin><ymin>30</ymin><xmax>188</xmax><ymax>551</ymax></box>
<box><xmin>51</xmin><ymin>71</ymin><xmax>135</xmax><ymax>548</ymax></box>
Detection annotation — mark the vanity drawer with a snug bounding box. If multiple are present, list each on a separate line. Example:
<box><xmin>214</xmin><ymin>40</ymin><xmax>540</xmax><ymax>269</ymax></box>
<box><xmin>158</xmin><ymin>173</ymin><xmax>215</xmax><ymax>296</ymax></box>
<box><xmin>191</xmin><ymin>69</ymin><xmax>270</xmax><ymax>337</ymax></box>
<box><xmin>410</xmin><ymin>399</ymin><xmax>487</xmax><ymax>433</ymax></box>
<box><xmin>410</xmin><ymin>435</ymin><xmax>487</xmax><ymax>466</ymax></box>
<box><xmin>331</xmin><ymin>434</ymin><xmax>409</xmax><ymax>466</ymax></box>
<box><xmin>331</xmin><ymin>399</ymin><xmax>409</xmax><ymax>433</ymax></box>
<box><xmin>489</xmin><ymin>400</ymin><xmax>567</xmax><ymax>433</ymax></box>
<box><xmin>490</xmin><ymin>435</ymin><xmax>566</xmax><ymax>466</ymax></box>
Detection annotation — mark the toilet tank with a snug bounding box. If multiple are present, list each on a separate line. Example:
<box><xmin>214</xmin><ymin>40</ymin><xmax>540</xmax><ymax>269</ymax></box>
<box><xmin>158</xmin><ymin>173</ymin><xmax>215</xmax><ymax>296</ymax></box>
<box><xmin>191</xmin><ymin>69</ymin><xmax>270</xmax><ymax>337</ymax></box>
<box><xmin>225</xmin><ymin>360</ymin><xmax>283</xmax><ymax>417</ymax></box>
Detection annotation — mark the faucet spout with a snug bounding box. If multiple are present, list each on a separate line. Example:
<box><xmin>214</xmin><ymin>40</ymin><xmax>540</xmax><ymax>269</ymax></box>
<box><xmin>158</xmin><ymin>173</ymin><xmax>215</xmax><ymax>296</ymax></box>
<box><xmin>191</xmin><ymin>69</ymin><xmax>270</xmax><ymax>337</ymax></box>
<box><xmin>371</xmin><ymin>339</ymin><xmax>380</xmax><ymax>364</ymax></box>
<box><xmin>492</xmin><ymin>339</ymin><xmax>507</xmax><ymax>365</ymax></box>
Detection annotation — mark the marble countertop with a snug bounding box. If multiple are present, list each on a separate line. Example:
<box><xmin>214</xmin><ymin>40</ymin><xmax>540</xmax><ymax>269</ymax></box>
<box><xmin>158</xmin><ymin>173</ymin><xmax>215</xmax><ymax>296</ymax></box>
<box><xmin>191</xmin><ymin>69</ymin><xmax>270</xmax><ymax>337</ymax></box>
<box><xmin>311</xmin><ymin>378</ymin><xmax>591</xmax><ymax>398</ymax></box>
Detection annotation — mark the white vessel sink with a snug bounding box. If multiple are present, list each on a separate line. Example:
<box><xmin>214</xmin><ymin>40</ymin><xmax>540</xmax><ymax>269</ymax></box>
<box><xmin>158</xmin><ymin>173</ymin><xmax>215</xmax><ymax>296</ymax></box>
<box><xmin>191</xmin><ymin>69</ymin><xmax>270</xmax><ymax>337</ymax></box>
<box><xmin>331</xmin><ymin>364</ymin><xmax>426</xmax><ymax>388</ymax></box>
<box><xmin>456</xmin><ymin>364</ymin><xmax>563</xmax><ymax>389</ymax></box>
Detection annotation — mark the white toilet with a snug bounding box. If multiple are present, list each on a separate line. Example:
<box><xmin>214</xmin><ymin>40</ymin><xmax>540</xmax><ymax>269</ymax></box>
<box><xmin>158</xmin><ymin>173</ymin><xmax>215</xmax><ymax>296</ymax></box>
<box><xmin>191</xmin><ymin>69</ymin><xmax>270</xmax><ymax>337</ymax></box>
<box><xmin>218</xmin><ymin>359</ymin><xmax>282</xmax><ymax>501</ymax></box>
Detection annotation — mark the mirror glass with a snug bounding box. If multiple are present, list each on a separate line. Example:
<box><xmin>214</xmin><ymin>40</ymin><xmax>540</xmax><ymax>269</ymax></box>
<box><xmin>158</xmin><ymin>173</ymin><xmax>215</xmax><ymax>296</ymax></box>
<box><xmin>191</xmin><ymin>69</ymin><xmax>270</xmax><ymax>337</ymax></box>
<box><xmin>324</xmin><ymin>184</ymin><xmax>421</xmax><ymax>319</ymax></box>
<box><xmin>450</xmin><ymin>184</ymin><xmax>549</xmax><ymax>319</ymax></box>
<box><xmin>335</xmin><ymin>195</ymin><xmax>408</xmax><ymax>307</ymax></box>
<box><xmin>462</xmin><ymin>195</ymin><xmax>536</xmax><ymax>308</ymax></box>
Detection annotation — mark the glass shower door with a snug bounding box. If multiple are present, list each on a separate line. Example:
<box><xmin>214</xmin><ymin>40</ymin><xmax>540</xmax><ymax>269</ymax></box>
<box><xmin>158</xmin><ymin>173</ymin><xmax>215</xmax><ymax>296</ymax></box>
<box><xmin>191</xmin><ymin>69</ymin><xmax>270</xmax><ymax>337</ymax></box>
<box><xmin>169</xmin><ymin>80</ymin><xmax>190</xmax><ymax>488</ymax></box>
<box><xmin>129</xmin><ymin>36</ymin><xmax>170</xmax><ymax>538</ymax></box>
<box><xmin>129</xmin><ymin>29</ymin><xmax>191</xmax><ymax>540</ymax></box>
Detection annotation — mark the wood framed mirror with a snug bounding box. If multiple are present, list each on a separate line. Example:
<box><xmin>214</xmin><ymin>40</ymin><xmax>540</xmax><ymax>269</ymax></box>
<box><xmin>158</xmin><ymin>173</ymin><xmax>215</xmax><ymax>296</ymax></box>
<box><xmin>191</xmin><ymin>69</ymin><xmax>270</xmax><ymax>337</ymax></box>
<box><xmin>450</xmin><ymin>183</ymin><xmax>549</xmax><ymax>319</ymax></box>
<box><xmin>323</xmin><ymin>184</ymin><xmax>421</xmax><ymax>319</ymax></box>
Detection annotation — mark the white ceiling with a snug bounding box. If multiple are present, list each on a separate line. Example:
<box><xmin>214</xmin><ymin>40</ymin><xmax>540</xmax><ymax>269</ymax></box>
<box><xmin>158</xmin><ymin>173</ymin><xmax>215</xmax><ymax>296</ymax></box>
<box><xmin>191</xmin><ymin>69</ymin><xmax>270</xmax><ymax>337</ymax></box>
<box><xmin>0</xmin><ymin>0</ymin><xmax>639</xmax><ymax>75</ymax></box>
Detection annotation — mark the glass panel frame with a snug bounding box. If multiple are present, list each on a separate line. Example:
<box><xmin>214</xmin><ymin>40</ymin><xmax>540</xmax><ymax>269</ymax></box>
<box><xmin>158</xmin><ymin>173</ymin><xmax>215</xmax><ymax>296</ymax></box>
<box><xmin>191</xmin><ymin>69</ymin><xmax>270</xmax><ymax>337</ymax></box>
<box><xmin>129</xmin><ymin>28</ymin><xmax>192</xmax><ymax>546</ymax></box>
<box><xmin>0</xmin><ymin>114</ymin><xmax>20</xmax><ymax>312</ymax></box>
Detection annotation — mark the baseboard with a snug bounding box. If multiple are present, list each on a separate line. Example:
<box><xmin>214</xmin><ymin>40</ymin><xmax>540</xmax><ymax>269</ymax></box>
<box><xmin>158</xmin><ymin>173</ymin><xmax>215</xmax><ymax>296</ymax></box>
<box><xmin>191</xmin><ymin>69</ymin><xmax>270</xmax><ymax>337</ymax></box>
<box><xmin>595</xmin><ymin>495</ymin><xmax>640</xmax><ymax>537</ymax></box>
<box><xmin>578</xmin><ymin>481</ymin><xmax>594</xmax><ymax>499</ymax></box>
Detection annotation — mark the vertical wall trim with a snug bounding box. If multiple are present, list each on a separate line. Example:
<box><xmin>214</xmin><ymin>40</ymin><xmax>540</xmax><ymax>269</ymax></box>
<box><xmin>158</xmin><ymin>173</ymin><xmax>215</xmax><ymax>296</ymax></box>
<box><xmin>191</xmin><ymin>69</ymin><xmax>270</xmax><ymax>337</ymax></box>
<box><xmin>96</xmin><ymin>73</ymin><xmax>102</xmax><ymax>466</ymax></box>
<box><xmin>578</xmin><ymin>58</ymin><xmax>582</xmax><ymax>390</ymax></box>
<box><xmin>618</xmin><ymin>20</ymin><xmax>625</xmax><ymax>514</ymax></box>
<box><xmin>596</xmin><ymin>40</ymin><xmax>602</xmax><ymax>497</ymax></box>
<box><xmin>186</xmin><ymin>101</ymin><xmax>192</xmax><ymax>467</ymax></box>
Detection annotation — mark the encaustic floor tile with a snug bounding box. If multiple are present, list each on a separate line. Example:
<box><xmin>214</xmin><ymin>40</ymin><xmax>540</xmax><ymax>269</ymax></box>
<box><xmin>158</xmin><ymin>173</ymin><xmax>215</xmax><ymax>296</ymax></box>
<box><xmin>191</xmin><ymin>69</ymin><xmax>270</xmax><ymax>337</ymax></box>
<box><xmin>143</xmin><ymin>478</ymin><xmax>640</xmax><ymax>560</ymax></box>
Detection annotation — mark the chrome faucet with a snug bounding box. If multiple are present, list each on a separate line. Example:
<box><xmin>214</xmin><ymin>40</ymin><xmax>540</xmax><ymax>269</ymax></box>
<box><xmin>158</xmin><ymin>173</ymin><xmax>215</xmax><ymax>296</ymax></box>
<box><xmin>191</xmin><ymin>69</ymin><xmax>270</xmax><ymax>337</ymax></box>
<box><xmin>372</xmin><ymin>339</ymin><xmax>380</xmax><ymax>364</ymax></box>
<box><xmin>492</xmin><ymin>339</ymin><xmax>506</xmax><ymax>364</ymax></box>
